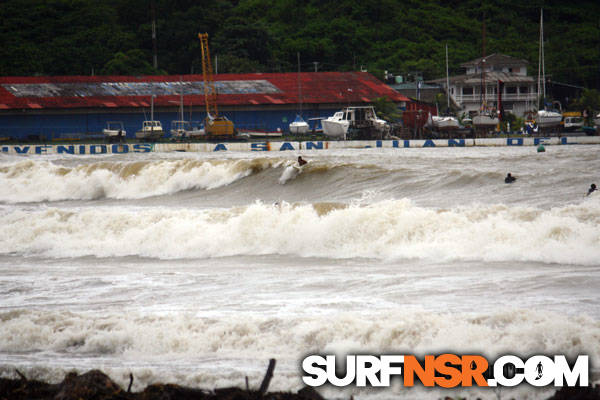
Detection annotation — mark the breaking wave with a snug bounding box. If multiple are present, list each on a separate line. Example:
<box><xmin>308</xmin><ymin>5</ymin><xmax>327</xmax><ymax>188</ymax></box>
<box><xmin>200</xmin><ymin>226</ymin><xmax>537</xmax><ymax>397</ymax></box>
<box><xmin>2</xmin><ymin>199</ymin><xmax>599</xmax><ymax>264</ymax></box>
<box><xmin>0</xmin><ymin>158</ymin><xmax>285</xmax><ymax>202</ymax></box>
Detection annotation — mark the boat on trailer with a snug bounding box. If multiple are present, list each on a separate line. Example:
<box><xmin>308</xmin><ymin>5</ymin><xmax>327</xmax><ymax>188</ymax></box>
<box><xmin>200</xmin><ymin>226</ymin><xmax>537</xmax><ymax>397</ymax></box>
<box><xmin>102</xmin><ymin>121</ymin><xmax>126</xmax><ymax>142</ymax></box>
<box><xmin>322</xmin><ymin>106</ymin><xmax>388</xmax><ymax>140</ymax></box>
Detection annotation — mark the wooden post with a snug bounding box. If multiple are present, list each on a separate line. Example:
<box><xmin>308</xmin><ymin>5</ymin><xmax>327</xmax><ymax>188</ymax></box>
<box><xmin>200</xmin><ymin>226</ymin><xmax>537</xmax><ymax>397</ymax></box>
<box><xmin>258</xmin><ymin>359</ymin><xmax>276</xmax><ymax>395</ymax></box>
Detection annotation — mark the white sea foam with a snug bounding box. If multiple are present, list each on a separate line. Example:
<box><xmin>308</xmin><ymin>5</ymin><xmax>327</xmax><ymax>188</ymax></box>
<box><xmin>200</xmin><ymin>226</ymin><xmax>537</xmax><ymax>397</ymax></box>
<box><xmin>2</xmin><ymin>199</ymin><xmax>599</xmax><ymax>264</ymax></box>
<box><xmin>278</xmin><ymin>165</ymin><xmax>301</xmax><ymax>184</ymax></box>
<box><xmin>0</xmin><ymin>308</ymin><xmax>597</xmax><ymax>397</ymax></box>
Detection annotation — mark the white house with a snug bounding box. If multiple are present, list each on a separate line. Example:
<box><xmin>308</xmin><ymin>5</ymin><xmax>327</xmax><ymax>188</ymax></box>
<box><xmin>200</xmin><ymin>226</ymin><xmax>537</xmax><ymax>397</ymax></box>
<box><xmin>431</xmin><ymin>54</ymin><xmax>538</xmax><ymax>118</ymax></box>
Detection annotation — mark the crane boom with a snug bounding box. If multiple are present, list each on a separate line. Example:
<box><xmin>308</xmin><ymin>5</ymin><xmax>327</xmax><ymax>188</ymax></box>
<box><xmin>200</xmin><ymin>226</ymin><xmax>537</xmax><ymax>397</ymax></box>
<box><xmin>198</xmin><ymin>33</ymin><xmax>218</xmax><ymax>118</ymax></box>
<box><xmin>197</xmin><ymin>33</ymin><xmax>235</xmax><ymax>136</ymax></box>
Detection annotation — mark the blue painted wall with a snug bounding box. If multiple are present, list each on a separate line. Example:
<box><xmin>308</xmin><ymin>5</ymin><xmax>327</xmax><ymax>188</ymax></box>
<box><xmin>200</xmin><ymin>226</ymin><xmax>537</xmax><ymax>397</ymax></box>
<box><xmin>0</xmin><ymin>107</ymin><xmax>339</xmax><ymax>140</ymax></box>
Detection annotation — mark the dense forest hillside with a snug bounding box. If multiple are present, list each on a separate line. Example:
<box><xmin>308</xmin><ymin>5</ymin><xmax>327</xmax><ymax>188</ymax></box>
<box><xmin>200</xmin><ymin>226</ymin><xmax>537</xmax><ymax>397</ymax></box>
<box><xmin>0</xmin><ymin>0</ymin><xmax>598</xmax><ymax>89</ymax></box>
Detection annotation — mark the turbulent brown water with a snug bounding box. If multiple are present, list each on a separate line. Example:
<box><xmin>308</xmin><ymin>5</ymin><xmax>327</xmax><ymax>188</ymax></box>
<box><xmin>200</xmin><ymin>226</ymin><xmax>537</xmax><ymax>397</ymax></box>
<box><xmin>1</xmin><ymin>146</ymin><xmax>599</xmax><ymax>399</ymax></box>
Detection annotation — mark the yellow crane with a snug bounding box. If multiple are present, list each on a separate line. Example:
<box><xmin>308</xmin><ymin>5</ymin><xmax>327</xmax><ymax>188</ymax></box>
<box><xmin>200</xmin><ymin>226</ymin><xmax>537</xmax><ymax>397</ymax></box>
<box><xmin>198</xmin><ymin>33</ymin><xmax>235</xmax><ymax>137</ymax></box>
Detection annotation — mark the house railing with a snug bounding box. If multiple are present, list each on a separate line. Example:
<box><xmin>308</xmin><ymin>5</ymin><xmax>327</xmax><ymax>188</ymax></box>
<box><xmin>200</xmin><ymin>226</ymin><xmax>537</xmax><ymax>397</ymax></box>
<box><xmin>453</xmin><ymin>93</ymin><xmax>538</xmax><ymax>103</ymax></box>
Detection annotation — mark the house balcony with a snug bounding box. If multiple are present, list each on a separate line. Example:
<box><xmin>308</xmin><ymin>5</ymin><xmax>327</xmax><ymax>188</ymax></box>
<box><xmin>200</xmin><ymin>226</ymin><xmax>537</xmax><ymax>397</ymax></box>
<box><xmin>453</xmin><ymin>93</ymin><xmax>538</xmax><ymax>104</ymax></box>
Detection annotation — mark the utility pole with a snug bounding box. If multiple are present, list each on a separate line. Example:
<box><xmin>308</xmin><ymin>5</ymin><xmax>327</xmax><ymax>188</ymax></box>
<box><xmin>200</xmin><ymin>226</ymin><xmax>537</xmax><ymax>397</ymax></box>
<box><xmin>151</xmin><ymin>0</ymin><xmax>158</xmax><ymax>69</ymax></box>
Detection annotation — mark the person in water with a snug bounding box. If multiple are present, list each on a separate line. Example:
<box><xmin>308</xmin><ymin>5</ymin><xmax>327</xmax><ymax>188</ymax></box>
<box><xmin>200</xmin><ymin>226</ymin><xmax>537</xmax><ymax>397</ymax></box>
<box><xmin>505</xmin><ymin>173</ymin><xmax>516</xmax><ymax>184</ymax></box>
<box><xmin>587</xmin><ymin>183</ymin><xmax>597</xmax><ymax>196</ymax></box>
<box><xmin>297</xmin><ymin>156</ymin><xmax>307</xmax><ymax>166</ymax></box>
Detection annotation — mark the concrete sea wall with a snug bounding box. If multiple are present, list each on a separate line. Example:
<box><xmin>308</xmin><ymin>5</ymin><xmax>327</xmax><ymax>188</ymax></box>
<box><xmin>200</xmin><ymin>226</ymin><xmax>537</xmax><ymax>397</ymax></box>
<box><xmin>1</xmin><ymin>136</ymin><xmax>598</xmax><ymax>155</ymax></box>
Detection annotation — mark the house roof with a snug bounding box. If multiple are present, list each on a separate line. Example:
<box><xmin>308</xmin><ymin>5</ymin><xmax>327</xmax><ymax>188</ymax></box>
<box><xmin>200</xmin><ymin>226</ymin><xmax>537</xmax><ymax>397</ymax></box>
<box><xmin>0</xmin><ymin>72</ymin><xmax>409</xmax><ymax>111</ymax></box>
<box><xmin>460</xmin><ymin>53</ymin><xmax>529</xmax><ymax>68</ymax></box>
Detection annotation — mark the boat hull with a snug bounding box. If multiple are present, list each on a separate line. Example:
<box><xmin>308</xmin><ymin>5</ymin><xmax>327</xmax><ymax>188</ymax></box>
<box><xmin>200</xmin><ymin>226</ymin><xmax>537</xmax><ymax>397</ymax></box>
<box><xmin>102</xmin><ymin>129</ymin><xmax>125</xmax><ymax>137</ymax></box>
<box><xmin>536</xmin><ymin>111</ymin><xmax>562</xmax><ymax>128</ymax></box>
<box><xmin>289</xmin><ymin>121</ymin><xmax>309</xmax><ymax>135</ymax></box>
<box><xmin>135</xmin><ymin>129</ymin><xmax>164</xmax><ymax>140</ymax></box>
<box><xmin>432</xmin><ymin>116</ymin><xmax>460</xmax><ymax>130</ymax></box>
<box><xmin>473</xmin><ymin>115</ymin><xmax>499</xmax><ymax>127</ymax></box>
<box><xmin>322</xmin><ymin>119</ymin><xmax>349</xmax><ymax>139</ymax></box>
<box><xmin>239</xmin><ymin>130</ymin><xmax>283</xmax><ymax>138</ymax></box>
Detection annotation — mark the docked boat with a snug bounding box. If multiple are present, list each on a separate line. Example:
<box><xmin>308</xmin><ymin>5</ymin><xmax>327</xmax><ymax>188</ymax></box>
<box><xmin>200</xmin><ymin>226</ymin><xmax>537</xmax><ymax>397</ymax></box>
<box><xmin>472</xmin><ymin>112</ymin><xmax>499</xmax><ymax>128</ymax></box>
<box><xmin>238</xmin><ymin>129</ymin><xmax>283</xmax><ymax>138</ymax></box>
<box><xmin>170</xmin><ymin>120</ymin><xmax>205</xmax><ymax>138</ymax></box>
<box><xmin>136</xmin><ymin>95</ymin><xmax>164</xmax><ymax>140</ymax></box>
<box><xmin>536</xmin><ymin>109</ymin><xmax>562</xmax><ymax>128</ymax></box>
<box><xmin>322</xmin><ymin>106</ymin><xmax>388</xmax><ymax>140</ymax></box>
<box><xmin>102</xmin><ymin>121</ymin><xmax>126</xmax><ymax>141</ymax></box>
<box><xmin>289</xmin><ymin>114</ymin><xmax>309</xmax><ymax>135</ymax></box>
<box><xmin>534</xmin><ymin>11</ymin><xmax>562</xmax><ymax>131</ymax></box>
<box><xmin>428</xmin><ymin>114</ymin><xmax>460</xmax><ymax>131</ymax></box>
<box><xmin>429</xmin><ymin>44</ymin><xmax>460</xmax><ymax>132</ymax></box>
<box><xmin>170</xmin><ymin>78</ymin><xmax>205</xmax><ymax>139</ymax></box>
<box><xmin>136</xmin><ymin>120</ymin><xmax>164</xmax><ymax>140</ymax></box>
<box><xmin>289</xmin><ymin>54</ymin><xmax>309</xmax><ymax>135</ymax></box>
<box><xmin>563</xmin><ymin>115</ymin><xmax>583</xmax><ymax>131</ymax></box>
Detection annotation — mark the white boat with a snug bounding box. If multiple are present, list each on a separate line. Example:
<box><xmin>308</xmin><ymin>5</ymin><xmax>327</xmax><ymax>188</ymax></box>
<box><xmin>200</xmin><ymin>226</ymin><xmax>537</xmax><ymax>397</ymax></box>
<box><xmin>593</xmin><ymin>113</ymin><xmax>600</xmax><ymax>127</ymax></box>
<box><xmin>289</xmin><ymin>114</ymin><xmax>309</xmax><ymax>135</ymax></box>
<box><xmin>536</xmin><ymin>109</ymin><xmax>562</xmax><ymax>128</ymax></box>
<box><xmin>534</xmin><ymin>10</ymin><xmax>562</xmax><ymax>130</ymax></box>
<box><xmin>136</xmin><ymin>95</ymin><xmax>164</xmax><ymax>140</ymax></box>
<box><xmin>102</xmin><ymin>121</ymin><xmax>126</xmax><ymax>138</ymax></box>
<box><xmin>429</xmin><ymin>114</ymin><xmax>460</xmax><ymax>130</ymax></box>
<box><xmin>473</xmin><ymin>112</ymin><xmax>499</xmax><ymax>128</ymax></box>
<box><xmin>170</xmin><ymin>120</ymin><xmax>205</xmax><ymax>138</ymax></box>
<box><xmin>429</xmin><ymin>44</ymin><xmax>460</xmax><ymax>132</ymax></box>
<box><xmin>169</xmin><ymin>78</ymin><xmax>205</xmax><ymax>139</ymax></box>
<box><xmin>322</xmin><ymin>106</ymin><xmax>388</xmax><ymax>139</ymax></box>
<box><xmin>136</xmin><ymin>120</ymin><xmax>164</xmax><ymax>140</ymax></box>
<box><xmin>238</xmin><ymin>129</ymin><xmax>283</xmax><ymax>138</ymax></box>
<box><xmin>472</xmin><ymin>35</ymin><xmax>499</xmax><ymax>131</ymax></box>
<box><xmin>289</xmin><ymin>53</ymin><xmax>309</xmax><ymax>135</ymax></box>
<box><xmin>563</xmin><ymin>116</ymin><xmax>583</xmax><ymax>131</ymax></box>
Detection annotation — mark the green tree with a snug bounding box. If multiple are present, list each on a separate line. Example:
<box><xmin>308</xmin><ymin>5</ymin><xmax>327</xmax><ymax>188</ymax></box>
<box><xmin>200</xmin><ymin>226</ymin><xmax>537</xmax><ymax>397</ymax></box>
<box><xmin>372</xmin><ymin>97</ymin><xmax>402</xmax><ymax>122</ymax></box>
<box><xmin>101</xmin><ymin>50</ymin><xmax>165</xmax><ymax>75</ymax></box>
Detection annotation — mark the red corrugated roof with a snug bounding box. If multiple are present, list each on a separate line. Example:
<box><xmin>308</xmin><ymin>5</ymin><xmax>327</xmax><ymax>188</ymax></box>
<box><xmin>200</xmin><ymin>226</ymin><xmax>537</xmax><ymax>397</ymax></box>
<box><xmin>0</xmin><ymin>72</ymin><xmax>409</xmax><ymax>111</ymax></box>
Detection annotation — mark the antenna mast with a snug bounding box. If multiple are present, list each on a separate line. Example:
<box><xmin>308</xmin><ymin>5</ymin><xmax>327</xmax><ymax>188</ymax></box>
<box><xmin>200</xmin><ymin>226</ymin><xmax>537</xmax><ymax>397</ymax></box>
<box><xmin>480</xmin><ymin>17</ymin><xmax>487</xmax><ymax>110</ymax></box>
<box><xmin>445</xmin><ymin>43</ymin><xmax>450</xmax><ymax>111</ymax></box>
<box><xmin>297</xmin><ymin>52</ymin><xmax>302</xmax><ymax>115</ymax></box>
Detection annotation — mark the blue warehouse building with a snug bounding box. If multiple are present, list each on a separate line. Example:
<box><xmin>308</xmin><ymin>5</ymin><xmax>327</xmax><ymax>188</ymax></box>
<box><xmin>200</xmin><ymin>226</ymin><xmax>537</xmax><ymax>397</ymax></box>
<box><xmin>0</xmin><ymin>72</ymin><xmax>409</xmax><ymax>140</ymax></box>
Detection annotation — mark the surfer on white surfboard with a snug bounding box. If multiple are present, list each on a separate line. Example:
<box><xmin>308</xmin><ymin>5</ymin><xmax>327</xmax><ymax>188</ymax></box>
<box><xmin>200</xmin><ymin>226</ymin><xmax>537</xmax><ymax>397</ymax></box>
<box><xmin>279</xmin><ymin>157</ymin><xmax>307</xmax><ymax>184</ymax></box>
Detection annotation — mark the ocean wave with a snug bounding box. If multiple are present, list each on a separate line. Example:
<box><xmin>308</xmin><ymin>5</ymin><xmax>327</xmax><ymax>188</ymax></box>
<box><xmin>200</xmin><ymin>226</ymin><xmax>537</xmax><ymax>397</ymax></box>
<box><xmin>0</xmin><ymin>158</ymin><xmax>284</xmax><ymax>202</ymax></box>
<box><xmin>0</xmin><ymin>308</ymin><xmax>597</xmax><ymax>365</ymax></box>
<box><xmin>2</xmin><ymin>199</ymin><xmax>599</xmax><ymax>263</ymax></box>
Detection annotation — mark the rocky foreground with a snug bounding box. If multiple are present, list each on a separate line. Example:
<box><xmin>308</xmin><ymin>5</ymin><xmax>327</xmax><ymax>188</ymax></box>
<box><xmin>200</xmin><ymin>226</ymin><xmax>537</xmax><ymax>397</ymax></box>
<box><xmin>1</xmin><ymin>364</ymin><xmax>599</xmax><ymax>400</ymax></box>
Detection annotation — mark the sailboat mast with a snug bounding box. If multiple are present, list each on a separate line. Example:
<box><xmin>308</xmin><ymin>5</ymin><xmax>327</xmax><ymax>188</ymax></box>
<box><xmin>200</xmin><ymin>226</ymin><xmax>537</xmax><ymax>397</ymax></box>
<box><xmin>297</xmin><ymin>52</ymin><xmax>302</xmax><ymax>115</ymax></box>
<box><xmin>179</xmin><ymin>76</ymin><xmax>184</xmax><ymax>121</ymax></box>
<box><xmin>445</xmin><ymin>43</ymin><xmax>450</xmax><ymax>111</ymax></box>
<box><xmin>481</xmin><ymin>18</ymin><xmax>487</xmax><ymax>109</ymax></box>
<box><xmin>541</xmin><ymin>8</ymin><xmax>546</xmax><ymax>101</ymax></box>
<box><xmin>537</xmin><ymin>8</ymin><xmax>545</xmax><ymax>107</ymax></box>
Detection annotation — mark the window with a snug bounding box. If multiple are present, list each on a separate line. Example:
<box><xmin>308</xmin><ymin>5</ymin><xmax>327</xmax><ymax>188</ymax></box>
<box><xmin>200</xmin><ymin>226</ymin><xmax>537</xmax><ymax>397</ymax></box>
<box><xmin>506</xmin><ymin>86</ymin><xmax>517</xmax><ymax>94</ymax></box>
<box><xmin>463</xmin><ymin>87</ymin><xmax>473</xmax><ymax>95</ymax></box>
<box><xmin>520</xmin><ymin>86</ymin><xmax>529</xmax><ymax>94</ymax></box>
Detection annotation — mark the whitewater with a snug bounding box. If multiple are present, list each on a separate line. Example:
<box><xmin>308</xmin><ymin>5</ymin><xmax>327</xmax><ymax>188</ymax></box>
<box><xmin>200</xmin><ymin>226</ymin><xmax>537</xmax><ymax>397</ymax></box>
<box><xmin>1</xmin><ymin>145</ymin><xmax>599</xmax><ymax>399</ymax></box>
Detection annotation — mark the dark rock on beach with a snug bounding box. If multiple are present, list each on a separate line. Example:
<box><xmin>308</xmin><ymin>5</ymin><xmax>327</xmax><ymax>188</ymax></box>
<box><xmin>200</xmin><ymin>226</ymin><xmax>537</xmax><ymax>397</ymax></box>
<box><xmin>0</xmin><ymin>368</ymin><xmax>322</xmax><ymax>400</ymax></box>
<box><xmin>1</xmin><ymin>368</ymin><xmax>599</xmax><ymax>400</ymax></box>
